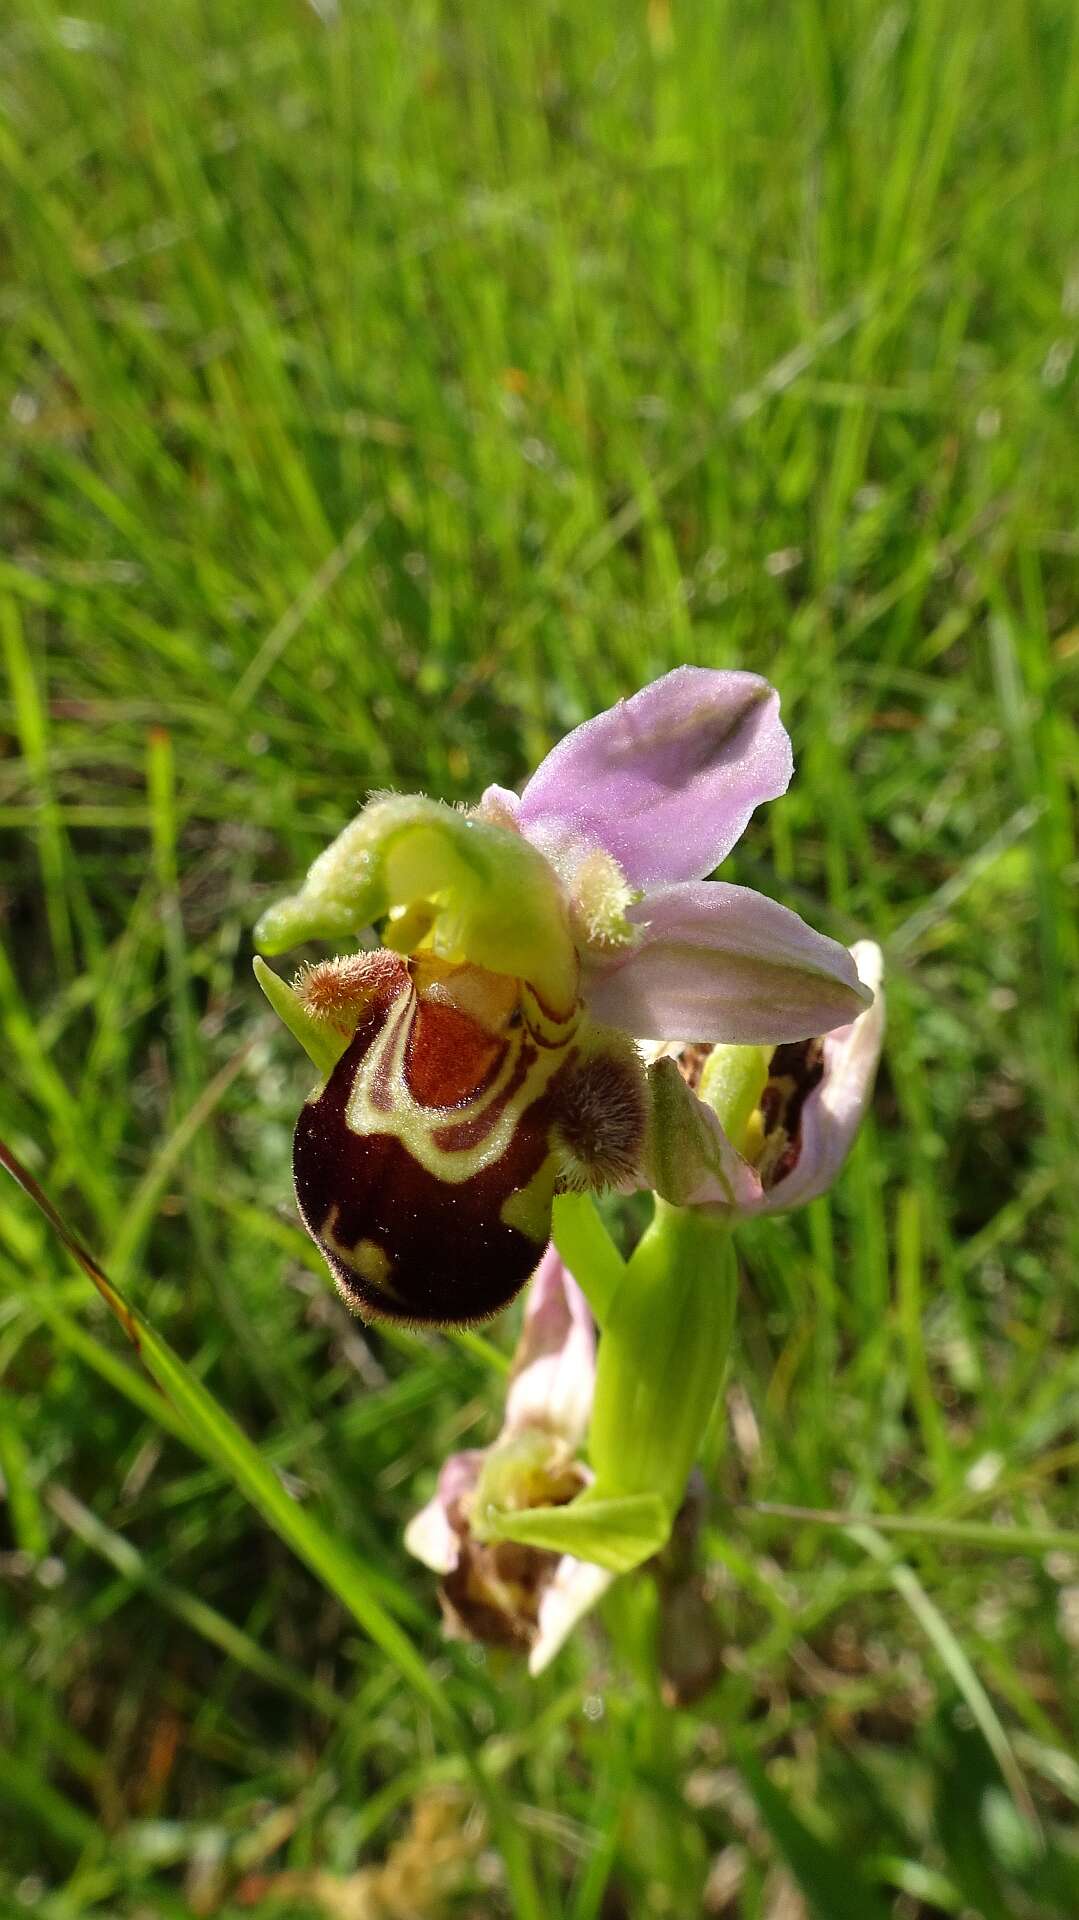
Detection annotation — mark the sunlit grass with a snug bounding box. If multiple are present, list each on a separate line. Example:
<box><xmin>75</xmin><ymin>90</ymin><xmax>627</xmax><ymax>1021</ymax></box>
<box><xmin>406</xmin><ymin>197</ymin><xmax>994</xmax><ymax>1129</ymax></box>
<box><xmin>2</xmin><ymin>0</ymin><xmax>1078</xmax><ymax>1913</ymax></box>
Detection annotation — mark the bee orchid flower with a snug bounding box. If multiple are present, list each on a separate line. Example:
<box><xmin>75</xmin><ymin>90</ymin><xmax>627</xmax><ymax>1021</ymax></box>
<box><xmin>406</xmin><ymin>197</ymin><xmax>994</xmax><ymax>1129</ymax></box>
<box><xmin>254</xmin><ymin>668</ymin><xmax>871</xmax><ymax>1325</ymax></box>
<box><xmin>404</xmin><ymin>1246</ymin><xmax>611</xmax><ymax>1673</ymax></box>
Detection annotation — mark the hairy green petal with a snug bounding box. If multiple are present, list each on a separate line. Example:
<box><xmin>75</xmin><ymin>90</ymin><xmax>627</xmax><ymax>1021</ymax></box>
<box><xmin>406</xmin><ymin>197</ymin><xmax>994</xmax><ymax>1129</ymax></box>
<box><xmin>255</xmin><ymin>794</ymin><xmax>578</xmax><ymax>1012</ymax></box>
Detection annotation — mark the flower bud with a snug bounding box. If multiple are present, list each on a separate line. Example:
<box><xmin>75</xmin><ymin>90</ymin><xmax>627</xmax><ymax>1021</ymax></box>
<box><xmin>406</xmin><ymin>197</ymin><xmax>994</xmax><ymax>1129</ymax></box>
<box><xmin>404</xmin><ymin>1249</ymin><xmax>609</xmax><ymax>1659</ymax></box>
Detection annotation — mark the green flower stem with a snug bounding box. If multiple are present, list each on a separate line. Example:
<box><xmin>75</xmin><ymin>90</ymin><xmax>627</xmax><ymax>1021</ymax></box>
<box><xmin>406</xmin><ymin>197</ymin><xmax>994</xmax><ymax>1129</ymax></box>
<box><xmin>492</xmin><ymin>1203</ymin><xmax>735</xmax><ymax>1574</ymax></box>
<box><xmin>551</xmin><ymin>1191</ymin><xmax>626</xmax><ymax>1328</ymax></box>
<box><xmin>587</xmin><ymin>1200</ymin><xmax>736</xmax><ymax>1519</ymax></box>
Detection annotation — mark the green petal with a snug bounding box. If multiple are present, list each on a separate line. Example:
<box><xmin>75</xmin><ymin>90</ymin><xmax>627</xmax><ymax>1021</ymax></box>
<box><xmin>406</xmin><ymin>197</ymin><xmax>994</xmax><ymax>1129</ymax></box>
<box><xmin>588</xmin><ymin>1204</ymin><xmax>737</xmax><ymax>1514</ymax></box>
<box><xmin>252</xmin><ymin>956</ymin><xmax>350</xmax><ymax>1078</ymax></box>
<box><xmin>483</xmin><ymin>1490</ymin><xmax>670</xmax><ymax>1573</ymax></box>
<box><xmin>255</xmin><ymin>794</ymin><xmax>578</xmax><ymax>1012</ymax></box>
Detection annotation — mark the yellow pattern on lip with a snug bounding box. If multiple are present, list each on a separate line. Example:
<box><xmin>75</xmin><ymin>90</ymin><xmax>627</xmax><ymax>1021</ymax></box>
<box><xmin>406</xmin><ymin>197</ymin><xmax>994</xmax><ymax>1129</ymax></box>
<box><xmin>325</xmin><ymin>971</ymin><xmax>580</xmax><ymax>1190</ymax></box>
<box><xmin>320</xmin><ymin>1211</ymin><xmax>402</xmax><ymax>1300</ymax></box>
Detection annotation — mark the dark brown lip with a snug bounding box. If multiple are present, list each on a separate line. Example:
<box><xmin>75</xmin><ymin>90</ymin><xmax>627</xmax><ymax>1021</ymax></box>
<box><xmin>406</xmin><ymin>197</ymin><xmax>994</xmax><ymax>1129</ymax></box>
<box><xmin>292</xmin><ymin>977</ymin><xmax>559</xmax><ymax>1326</ymax></box>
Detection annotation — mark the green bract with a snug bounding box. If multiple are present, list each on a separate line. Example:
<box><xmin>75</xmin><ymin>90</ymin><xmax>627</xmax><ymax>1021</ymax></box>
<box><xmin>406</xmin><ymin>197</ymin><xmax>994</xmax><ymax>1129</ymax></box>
<box><xmin>485</xmin><ymin>1491</ymin><xmax>669</xmax><ymax>1575</ymax></box>
<box><xmin>491</xmin><ymin>1203</ymin><xmax>737</xmax><ymax>1577</ymax></box>
<box><xmin>646</xmin><ymin>1058</ymin><xmax>743</xmax><ymax>1208</ymax></box>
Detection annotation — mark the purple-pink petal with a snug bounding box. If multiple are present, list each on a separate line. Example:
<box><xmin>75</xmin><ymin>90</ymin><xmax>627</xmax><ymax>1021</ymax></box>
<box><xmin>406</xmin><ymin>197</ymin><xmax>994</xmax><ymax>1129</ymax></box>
<box><xmin>476</xmin><ymin>783</ymin><xmax>521</xmax><ymax>828</ymax></box>
<box><xmin>584</xmin><ymin>881</ymin><xmax>871</xmax><ymax>1045</ymax></box>
<box><xmin>756</xmin><ymin>941</ymin><xmax>885</xmax><ymax>1213</ymax></box>
<box><xmin>516</xmin><ymin>668</ymin><xmax>794</xmax><ymax>890</ymax></box>
<box><xmin>403</xmin><ymin>1449</ymin><xmax>484</xmax><ymax>1574</ymax></box>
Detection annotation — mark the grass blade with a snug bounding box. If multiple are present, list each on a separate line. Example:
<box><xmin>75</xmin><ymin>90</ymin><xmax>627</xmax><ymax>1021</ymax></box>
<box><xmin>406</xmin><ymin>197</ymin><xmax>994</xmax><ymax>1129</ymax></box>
<box><xmin>0</xmin><ymin>1136</ymin><xmax>451</xmax><ymax>1726</ymax></box>
<box><xmin>731</xmin><ymin>1736</ymin><xmax>893</xmax><ymax>1920</ymax></box>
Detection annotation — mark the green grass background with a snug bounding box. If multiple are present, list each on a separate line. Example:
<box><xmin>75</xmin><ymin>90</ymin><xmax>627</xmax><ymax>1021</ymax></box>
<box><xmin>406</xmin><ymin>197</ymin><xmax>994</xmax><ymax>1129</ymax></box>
<box><xmin>2</xmin><ymin>0</ymin><xmax>1078</xmax><ymax>1913</ymax></box>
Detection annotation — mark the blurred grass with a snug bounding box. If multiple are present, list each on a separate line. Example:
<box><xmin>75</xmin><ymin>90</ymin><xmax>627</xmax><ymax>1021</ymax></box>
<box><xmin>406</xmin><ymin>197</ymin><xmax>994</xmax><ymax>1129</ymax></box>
<box><xmin>1</xmin><ymin>0</ymin><xmax>1078</xmax><ymax>1914</ymax></box>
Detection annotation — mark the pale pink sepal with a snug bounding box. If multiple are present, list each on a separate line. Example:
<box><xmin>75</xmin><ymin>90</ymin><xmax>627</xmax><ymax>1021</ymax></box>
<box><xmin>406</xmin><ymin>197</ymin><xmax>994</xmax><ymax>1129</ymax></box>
<box><xmin>529</xmin><ymin>1557</ymin><xmax>615</xmax><ymax>1675</ymax></box>
<box><xmin>404</xmin><ymin>1251</ymin><xmax>596</xmax><ymax>1581</ymax></box>
<box><xmin>585</xmin><ymin>881</ymin><xmax>870</xmax><ymax>1045</ymax></box>
<box><xmin>403</xmin><ymin>1450</ymin><xmax>484</xmax><ymax>1575</ymax></box>
<box><xmin>517</xmin><ymin>667</ymin><xmax>793</xmax><ymax>890</ymax></box>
